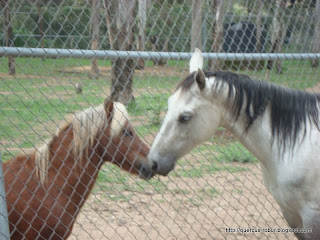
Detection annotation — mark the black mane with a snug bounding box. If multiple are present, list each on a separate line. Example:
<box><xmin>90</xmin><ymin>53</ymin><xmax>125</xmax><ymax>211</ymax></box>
<box><xmin>179</xmin><ymin>71</ymin><xmax>320</xmax><ymax>146</ymax></box>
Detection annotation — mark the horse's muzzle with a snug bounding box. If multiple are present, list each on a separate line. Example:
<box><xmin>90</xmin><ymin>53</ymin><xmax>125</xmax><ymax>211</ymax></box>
<box><xmin>139</xmin><ymin>164</ymin><xmax>154</xmax><ymax>180</ymax></box>
<box><xmin>149</xmin><ymin>155</ymin><xmax>176</xmax><ymax>176</ymax></box>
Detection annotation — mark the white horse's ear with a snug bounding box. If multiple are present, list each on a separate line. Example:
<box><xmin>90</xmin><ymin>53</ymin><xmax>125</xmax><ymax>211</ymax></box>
<box><xmin>194</xmin><ymin>68</ymin><xmax>206</xmax><ymax>90</ymax></box>
<box><xmin>189</xmin><ymin>48</ymin><xmax>203</xmax><ymax>73</ymax></box>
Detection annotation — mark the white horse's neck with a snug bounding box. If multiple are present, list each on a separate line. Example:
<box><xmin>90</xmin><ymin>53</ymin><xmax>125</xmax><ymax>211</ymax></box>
<box><xmin>214</xmin><ymin>80</ymin><xmax>318</xmax><ymax>177</ymax></box>
<box><xmin>221</xmin><ymin>105</ymin><xmax>275</xmax><ymax>166</ymax></box>
<box><xmin>206</xmin><ymin>77</ymin><xmax>281</xmax><ymax>173</ymax></box>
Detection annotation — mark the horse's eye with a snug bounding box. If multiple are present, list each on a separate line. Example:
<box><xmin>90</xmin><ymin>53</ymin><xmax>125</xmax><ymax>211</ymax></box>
<box><xmin>178</xmin><ymin>113</ymin><xmax>192</xmax><ymax>123</ymax></box>
<box><xmin>123</xmin><ymin>129</ymin><xmax>133</xmax><ymax>137</ymax></box>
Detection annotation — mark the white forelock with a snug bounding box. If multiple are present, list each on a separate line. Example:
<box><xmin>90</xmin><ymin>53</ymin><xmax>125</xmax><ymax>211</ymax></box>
<box><xmin>110</xmin><ymin>102</ymin><xmax>129</xmax><ymax>137</ymax></box>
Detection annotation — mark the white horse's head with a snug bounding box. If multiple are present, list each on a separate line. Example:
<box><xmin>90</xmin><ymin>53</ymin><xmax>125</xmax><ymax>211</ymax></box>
<box><xmin>149</xmin><ymin>49</ymin><xmax>223</xmax><ymax>175</ymax></box>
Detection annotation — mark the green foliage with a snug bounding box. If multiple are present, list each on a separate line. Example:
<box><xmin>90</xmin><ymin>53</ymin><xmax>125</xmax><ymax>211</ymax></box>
<box><xmin>9</xmin><ymin>5</ymin><xmax>107</xmax><ymax>49</ymax></box>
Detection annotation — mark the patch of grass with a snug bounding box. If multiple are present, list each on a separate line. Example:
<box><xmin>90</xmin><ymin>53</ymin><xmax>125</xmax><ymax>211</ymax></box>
<box><xmin>172</xmin><ymin>162</ymin><xmax>248</xmax><ymax>178</ymax></box>
<box><xmin>127</xmin><ymin>93</ymin><xmax>169</xmax><ymax>116</ymax></box>
<box><xmin>95</xmin><ymin>164</ymin><xmax>170</xmax><ymax>201</ymax></box>
<box><xmin>233</xmin><ymin>189</ymin><xmax>243</xmax><ymax>195</ymax></box>
<box><xmin>95</xmin><ymin>165</ymin><xmax>130</xmax><ymax>193</ymax></box>
<box><xmin>191</xmin><ymin>140</ymin><xmax>257</xmax><ymax>164</ymax></box>
<box><xmin>107</xmin><ymin>193</ymin><xmax>133</xmax><ymax>202</ymax></box>
<box><xmin>188</xmin><ymin>198</ymin><xmax>202</xmax><ymax>206</ymax></box>
<box><xmin>216</xmin><ymin>142</ymin><xmax>258</xmax><ymax>163</ymax></box>
<box><xmin>171</xmin><ymin>188</ymin><xmax>191</xmax><ymax>195</ymax></box>
<box><xmin>132</xmin><ymin>178</ymin><xmax>168</xmax><ymax>194</ymax></box>
<box><xmin>238</xmin><ymin>60</ymin><xmax>319</xmax><ymax>90</ymax></box>
<box><xmin>199</xmin><ymin>187</ymin><xmax>221</xmax><ymax>198</ymax></box>
<box><xmin>0</xmin><ymin>57</ymin><xmax>112</xmax><ymax>76</ymax></box>
<box><xmin>135</xmin><ymin>124</ymin><xmax>159</xmax><ymax>138</ymax></box>
<box><xmin>0</xmin><ymin>74</ymin><xmax>109</xmax><ymax>160</ymax></box>
<box><xmin>134</xmin><ymin>75</ymin><xmax>181</xmax><ymax>90</ymax></box>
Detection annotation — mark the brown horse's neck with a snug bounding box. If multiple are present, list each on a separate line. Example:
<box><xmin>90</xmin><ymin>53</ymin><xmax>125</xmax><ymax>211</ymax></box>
<box><xmin>44</xmin><ymin>124</ymin><xmax>105</xmax><ymax>208</ymax></box>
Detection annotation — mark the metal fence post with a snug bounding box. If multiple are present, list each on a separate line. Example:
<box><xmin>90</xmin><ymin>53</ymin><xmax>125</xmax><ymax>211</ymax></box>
<box><xmin>0</xmin><ymin>153</ymin><xmax>10</xmax><ymax>240</ymax></box>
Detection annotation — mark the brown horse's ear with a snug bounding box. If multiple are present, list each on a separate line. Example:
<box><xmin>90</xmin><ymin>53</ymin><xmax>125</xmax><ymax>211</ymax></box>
<box><xmin>195</xmin><ymin>68</ymin><xmax>206</xmax><ymax>90</ymax></box>
<box><xmin>104</xmin><ymin>97</ymin><xmax>114</xmax><ymax>124</ymax></box>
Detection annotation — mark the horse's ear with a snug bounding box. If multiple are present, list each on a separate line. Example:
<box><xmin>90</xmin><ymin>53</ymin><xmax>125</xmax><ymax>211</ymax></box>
<box><xmin>189</xmin><ymin>48</ymin><xmax>203</xmax><ymax>73</ymax></box>
<box><xmin>195</xmin><ymin>68</ymin><xmax>206</xmax><ymax>90</ymax></box>
<box><xmin>104</xmin><ymin>98</ymin><xmax>114</xmax><ymax>123</ymax></box>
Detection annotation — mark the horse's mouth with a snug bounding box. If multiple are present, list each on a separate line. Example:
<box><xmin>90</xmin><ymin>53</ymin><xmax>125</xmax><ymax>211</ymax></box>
<box><xmin>151</xmin><ymin>161</ymin><xmax>176</xmax><ymax>176</ymax></box>
<box><xmin>149</xmin><ymin>156</ymin><xmax>176</xmax><ymax>176</ymax></box>
<box><xmin>139</xmin><ymin>164</ymin><xmax>155</xmax><ymax>180</ymax></box>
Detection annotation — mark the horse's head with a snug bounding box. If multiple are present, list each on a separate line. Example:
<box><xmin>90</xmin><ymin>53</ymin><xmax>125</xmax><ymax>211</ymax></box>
<box><xmin>149</xmin><ymin>49</ymin><xmax>223</xmax><ymax>176</ymax></box>
<box><xmin>99</xmin><ymin>99</ymin><xmax>154</xmax><ymax>180</ymax></box>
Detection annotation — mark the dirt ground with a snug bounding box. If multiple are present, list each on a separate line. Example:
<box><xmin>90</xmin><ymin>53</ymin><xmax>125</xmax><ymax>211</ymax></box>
<box><xmin>68</xmin><ymin>159</ymin><xmax>291</xmax><ymax>240</ymax></box>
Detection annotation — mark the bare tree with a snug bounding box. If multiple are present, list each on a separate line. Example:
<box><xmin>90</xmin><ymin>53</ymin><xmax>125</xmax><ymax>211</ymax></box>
<box><xmin>2</xmin><ymin>0</ymin><xmax>15</xmax><ymax>75</ymax></box>
<box><xmin>266</xmin><ymin>0</ymin><xmax>288</xmax><ymax>77</ymax></box>
<box><xmin>255</xmin><ymin>0</ymin><xmax>264</xmax><ymax>69</ymax></box>
<box><xmin>150</xmin><ymin>0</ymin><xmax>169</xmax><ymax>66</ymax></box>
<box><xmin>311</xmin><ymin>0</ymin><xmax>320</xmax><ymax>67</ymax></box>
<box><xmin>208</xmin><ymin>0</ymin><xmax>225</xmax><ymax>70</ymax></box>
<box><xmin>137</xmin><ymin>0</ymin><xmax>147</xmax><ymax>69</ymax></box>
<box><xmin>36</xmin><ymin>0</ymin><xmax>44</xmax><ymax>48</ymax></box>
<box><xmin>90</xmin><ymin>0</ymin><xmax>100</xmax><ymax>78</ymax></box>
<box><xmin>110</xmin><ymin>0</ymin><xmax>136</xmax><ymax>105</ymax></box>
<box><xmin>103</xmin><ymin>0</ymin><xmax>116</xmax><ymax>50</ymax></box>
<box><xmin>191</xmin><ymin>0</ymin><xmax>203</xmax><ymax>51</ymax></box>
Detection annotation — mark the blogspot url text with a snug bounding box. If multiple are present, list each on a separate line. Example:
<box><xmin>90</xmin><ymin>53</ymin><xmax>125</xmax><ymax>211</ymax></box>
<box><xmin>225</xmin><ymin>227</ymin><xmax>312</xmax><ymax>234</ymax></box>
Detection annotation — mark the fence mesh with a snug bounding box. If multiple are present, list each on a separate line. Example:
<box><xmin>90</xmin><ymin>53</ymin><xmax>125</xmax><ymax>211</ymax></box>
<box><xmin>1</xmin><ymin>0</ymin><xmax>320</xmax><ymax>239</ymax></box>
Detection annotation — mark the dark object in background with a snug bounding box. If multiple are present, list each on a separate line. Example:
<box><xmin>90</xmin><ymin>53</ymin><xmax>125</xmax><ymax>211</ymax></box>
<box><xmin>222</xmin><ymin>21</ymin><xmax>268</xmax><ymax>70</ymax></box>
<box><xmin>223</xmin><ymin>21</ymin><xmax>267</xmax><ymax>53</ymax></box>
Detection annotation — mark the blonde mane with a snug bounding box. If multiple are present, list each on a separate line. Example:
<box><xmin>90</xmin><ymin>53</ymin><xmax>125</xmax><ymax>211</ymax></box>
<box><xmin>35</xmin><ymin>102</ymin><xmax>129</xmax><ymax>184</ymax></box>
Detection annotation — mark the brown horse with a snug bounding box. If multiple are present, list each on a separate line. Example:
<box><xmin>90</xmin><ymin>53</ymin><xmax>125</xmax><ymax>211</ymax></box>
<box><xmin>2</xmin><ymin>99</ymin><xmax>153</xmax><ymax>240</ymax></box>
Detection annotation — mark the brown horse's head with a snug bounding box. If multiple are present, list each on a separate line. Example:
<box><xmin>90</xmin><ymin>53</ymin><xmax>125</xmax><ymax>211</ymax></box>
<box><xmin>95</xmin><ymin>99</ymin><xmax>153</xmax><ymax>180</ymax></box>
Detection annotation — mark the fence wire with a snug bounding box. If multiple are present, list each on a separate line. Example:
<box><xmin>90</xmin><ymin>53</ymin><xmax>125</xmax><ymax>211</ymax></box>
<box><xmin>1</xmin><ymin>0</ymin><xmax>320</xmax><ymax>239</ymax></box>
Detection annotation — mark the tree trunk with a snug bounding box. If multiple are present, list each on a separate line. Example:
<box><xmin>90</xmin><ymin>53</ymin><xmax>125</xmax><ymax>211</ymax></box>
<box><xmin>266</xmin><ymin>0</ymin><xmax>287</xmax><ymax>76</ymax></box>
<box><xmin>208</xmin><ymin>0</ymin><xmax>225</xmax><ymax>70</ymax></box>
<box><xmin>137</xmin><ymin>0</ymin><xmax>147</xmax><ymax>69</ymax></box>
<box><xmin>90</xmin><ymin>0</ymin><xmax>100</xmax><ymax>79</ymax></box>
<box><xmin>255</xmin><ymin>0</ymin><xmax>264</xmax><ymax>69</ymax></box>
<box><xmin>36</xmin><ymin>0</ymin><xmax>44</xmax><ymax>48</ymax></box>
<box><xmin>110</xmin><ymin>0</ymin><xmax>136</xmax><ymax>105</ymax></box>
<box><xmin>151</xmin><ymin>1</ymin><xmax>168</xmax><ymax>66</ymax></box>
<box><xmin>191</xmin><ymin>0</ymin><xmax>203</xmax><ymax>51</ymax></box>
<box><xmin>103</xmin><ymin>0</ymin><xmax>115</xmax><ymax>50</ymax></box>
<box><xmin>311</xmin><ymin>0</ymin><xmax>320</xmax><ymax>67</ymax></box>
<box><xmin>3</xmin><ymin>0</ymin><xmax>15</xmax><ymax>75</ymax></box>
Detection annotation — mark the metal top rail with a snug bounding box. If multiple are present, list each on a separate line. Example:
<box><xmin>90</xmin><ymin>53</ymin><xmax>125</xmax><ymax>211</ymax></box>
<box><xmin>1</xmin><ymin>47</ymin><xmax>320</xmax><ymax>61</ymax></box>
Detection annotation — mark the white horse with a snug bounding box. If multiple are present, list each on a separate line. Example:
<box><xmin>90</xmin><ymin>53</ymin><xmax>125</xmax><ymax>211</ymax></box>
<box><xmin>149</xmin><ymin>48</ymin><xmax>320</xmax><ymax>240</ymax></box>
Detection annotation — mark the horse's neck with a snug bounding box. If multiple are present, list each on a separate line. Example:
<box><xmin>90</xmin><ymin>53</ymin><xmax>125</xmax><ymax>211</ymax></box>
<box><xmin>221</xmin><ymin>105</ymin><xmax>277</xmax><ymax>169</ymax></box>
<box><xmin>49</xmin><ymin>126</ymin><xmax>103</xmax><ymax>196</ymax></box>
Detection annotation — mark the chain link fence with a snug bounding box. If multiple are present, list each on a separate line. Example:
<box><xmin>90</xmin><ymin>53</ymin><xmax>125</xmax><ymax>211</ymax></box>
<box><xmin>1</xmin><ymin>0</ymin><xmax>320</xmax><ymax>239</ymax></box>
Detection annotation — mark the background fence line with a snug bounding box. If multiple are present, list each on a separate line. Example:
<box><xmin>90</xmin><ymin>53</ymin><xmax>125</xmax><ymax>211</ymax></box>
<box><xmin>1</xmin><ymin>47</ymin><xmax>320</xmax><ymax>60</ymax></box>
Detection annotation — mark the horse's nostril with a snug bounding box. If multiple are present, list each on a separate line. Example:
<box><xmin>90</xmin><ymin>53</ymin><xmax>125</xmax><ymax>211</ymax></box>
<box><xmin>151</xmin><ymin>161</ymin><xmax>158</xmax><ymax>171</ymax></box>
